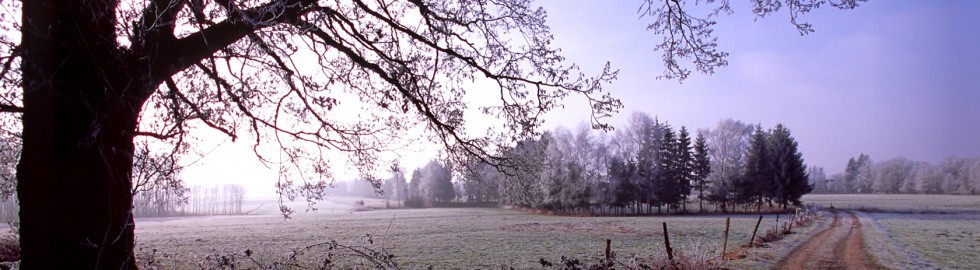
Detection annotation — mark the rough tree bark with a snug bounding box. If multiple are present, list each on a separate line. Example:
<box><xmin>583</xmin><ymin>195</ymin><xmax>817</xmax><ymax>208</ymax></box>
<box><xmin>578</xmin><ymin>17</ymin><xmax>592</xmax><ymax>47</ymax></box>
<box><xmin>17</xmin><ymin>0</ymin><xmax>318</xmax><ymax>267</ymax></box>
<box><xmin>19</xmin><ymin>1</ymin><xmax>143</xmax><ymax>268</ymax></box>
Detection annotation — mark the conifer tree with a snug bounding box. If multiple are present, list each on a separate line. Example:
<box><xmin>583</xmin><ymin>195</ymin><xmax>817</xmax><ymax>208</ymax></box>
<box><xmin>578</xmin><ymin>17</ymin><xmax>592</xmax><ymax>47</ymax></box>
<box><xmin>740</xmin><ymin>125</ymin><xmax>771</xmax><ymax>211</ymax></box>
<box><xmin>608</xmin><ymin>156</ymin><xmax>637</xmax><ymax>214</ymax></box>
<box><xmin>676</xmin><ymin>126</ymin><xmax>694</xmax><ymax>212</ymax></box>
<box><xmin>692</xmin><ymin>131</ymin><xmax>712</xmax><ymax>212</ymax></box>
<box><xmin>655</xmin><ymin>125</ymin><xmax>679</xmax><ymax>212</ymax></box>
<box><xmin>633</xmin><ymin>117</ymin><xmax>662</xmax><ymax>214</ymax></box>
<box><xmin>768</xmin><ymin>124</ymin><xmax>811</xmax><ymax>208</ymax></box>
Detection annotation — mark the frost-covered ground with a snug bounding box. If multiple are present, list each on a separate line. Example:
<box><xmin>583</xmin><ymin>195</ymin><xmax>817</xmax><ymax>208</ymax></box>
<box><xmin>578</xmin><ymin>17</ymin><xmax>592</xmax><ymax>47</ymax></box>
<box><xmin>134</xmin><ymin>194</ymin><xmax>980</xmax><ymax>269</ymax></box>
<box><xmin>136</xmin><ymin>198</ymin><xmax>773</xmax><ymax>269</ymax></box>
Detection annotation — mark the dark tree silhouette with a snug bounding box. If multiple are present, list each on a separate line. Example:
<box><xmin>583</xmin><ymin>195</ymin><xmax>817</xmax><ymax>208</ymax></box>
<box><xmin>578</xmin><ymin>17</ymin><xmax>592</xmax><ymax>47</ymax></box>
<box><xmin>13</xmin><ymin>1</ymin><xmax>621</xmax><ymax>268</ymax></box>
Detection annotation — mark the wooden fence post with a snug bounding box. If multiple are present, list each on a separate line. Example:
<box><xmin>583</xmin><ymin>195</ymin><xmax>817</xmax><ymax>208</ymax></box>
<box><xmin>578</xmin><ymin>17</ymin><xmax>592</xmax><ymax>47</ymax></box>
<box><xmin>722</xmin><ymin>217</ymin><xmax>730</xmax><ymax>258</ymax></box>
<box><xmin>662</xmin><ymin>222</ymin><xmax>673</xmax><ymax>261</ymax></box>
<box><xmin>749</xmin><ymin>215</ymin><xmax>763</xmax><ymax>247</ymax></box>
<box><xmin>788</xmin><ymin>209</ymin><xmax>798</xmax><ymax>232</ymax></box>
<box><xmin>605</xmin><ymin>239</ymin><xmax>611</xmax><ymax>260</ymax></box>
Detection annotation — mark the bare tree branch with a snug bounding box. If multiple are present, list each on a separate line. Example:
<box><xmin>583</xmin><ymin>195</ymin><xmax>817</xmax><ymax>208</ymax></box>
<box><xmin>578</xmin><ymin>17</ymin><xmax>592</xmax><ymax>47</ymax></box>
<box><xmin>0</xmin><ymin>104</ymin><xmax>22</xmax><ymax>113</ymax></box>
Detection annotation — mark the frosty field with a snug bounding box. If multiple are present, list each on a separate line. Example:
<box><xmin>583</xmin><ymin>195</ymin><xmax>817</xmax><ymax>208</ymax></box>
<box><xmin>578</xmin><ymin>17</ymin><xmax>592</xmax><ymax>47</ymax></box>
<box><xmin>135</xmin><ymin>199</ymin><xmax>779</xmax><ymax>269</ymax></box>
<box><xmin>131</xmin><ymin>194</ymin><xmax>980</xmax><ymax>269</ymax></box>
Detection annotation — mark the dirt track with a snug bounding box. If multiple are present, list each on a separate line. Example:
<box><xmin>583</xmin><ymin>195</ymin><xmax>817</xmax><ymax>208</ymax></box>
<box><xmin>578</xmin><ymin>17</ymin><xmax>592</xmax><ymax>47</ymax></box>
<box><xmin>776</xmin><ymin>209</ymin><xmax>877</xmax><ymax>270</ymax></box>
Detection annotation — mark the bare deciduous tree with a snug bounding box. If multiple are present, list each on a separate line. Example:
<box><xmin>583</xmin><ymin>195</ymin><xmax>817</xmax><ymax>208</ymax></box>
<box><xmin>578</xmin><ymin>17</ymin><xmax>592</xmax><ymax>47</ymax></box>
<box><xmin>638</xmin><ymin>0</ymin><xmax>864</xmax><ymax>80</ymax></box>
<box><xmin>10</xmin><ymin>1</ymin><xmax>620</xmax><ymax>267</ymax></box>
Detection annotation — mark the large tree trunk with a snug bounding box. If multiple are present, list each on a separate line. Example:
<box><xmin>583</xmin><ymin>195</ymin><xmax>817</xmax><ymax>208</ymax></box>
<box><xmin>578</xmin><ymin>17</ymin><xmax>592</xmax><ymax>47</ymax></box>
<box><xmin>19</xmin><ymin>1</ymin><xmax>143</xmax><ymax>269</ymax></box>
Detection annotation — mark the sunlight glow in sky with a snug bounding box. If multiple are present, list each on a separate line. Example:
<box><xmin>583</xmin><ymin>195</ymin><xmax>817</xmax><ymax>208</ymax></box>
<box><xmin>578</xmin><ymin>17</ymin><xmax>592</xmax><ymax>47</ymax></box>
<box><xmin>182</xmin><ymin>0</ymin><xmax>980</xmax><ymax>198</ymax></box>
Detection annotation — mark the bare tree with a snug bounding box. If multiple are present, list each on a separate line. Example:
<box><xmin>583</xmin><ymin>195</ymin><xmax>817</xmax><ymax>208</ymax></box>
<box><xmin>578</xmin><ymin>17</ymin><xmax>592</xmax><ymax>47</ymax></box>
<box><xmin>131</xmin><ymin>142</ymin><xmax>189</xmax><ymax>216</ymax></box>
<box><xmin>871</xmin><ymin>157</ymin><xmax>914</xmax><ymax>194</ymax></box>
<box><xmin>704</xmin><ymin>119</ymin><xmax>752</xmax><ymax>212</ymax></box>
<box><xmin>638</xmin><ymin>0</ymin><xmax>865</xmax><ymax>80</ymax></box>
<box><xmin>807</xmin><ymin>166</ymin><xmax>828</xmax><ymax>193</ymax></box>
<box><xmin>846</xmin><ymin>154</ymin><xmax>874</xmax><ymax>193</ymax></box>
<box><xmin>10</xmin><ymin>1</ymin><xmax>622</xmax><ymax>267</ymax></box>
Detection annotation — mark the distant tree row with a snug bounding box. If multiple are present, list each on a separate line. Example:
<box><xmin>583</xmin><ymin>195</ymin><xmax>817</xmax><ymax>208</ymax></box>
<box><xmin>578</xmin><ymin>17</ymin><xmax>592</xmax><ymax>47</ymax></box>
<box><xmin>405</xmin><ymin>160</ymin><xmax>456</xmax><ymax>206</ymax></box>
<box><xmin>131</xmin><ymin>146</ymin><xmax>187</xmax><ymax>217</ymax></box>
<box><xmin>133</xmin><ymin>184</ymin><xmax>246</xmax><ymax>217</ymax></box>
<box><xmin>366</xmin><ymin>159</ymin><xmax>456</xmax><ymax>207</ymax></box>
<box><xmin>0</xmin><ymin>146</ymin><xmax>245</xmax><ymax>219</ymax></box>
<box><xmin>444</xmin><ymin>114</ymin><xmax>812</xmax><ymax>214</ymax></box>
<box><xmin>181</xmin><ymin>184</ymin><xmax>246</xmax><ymax>216</ymax></box>
<box><xmin>364</xmin><ymin>115</ymin><xmax>814</xmax><ymax>214</ymax></box>
<box><xmin>810</xmin><ymin>155</ymin><xmax>980</xmax><ymax>195</ymax></box>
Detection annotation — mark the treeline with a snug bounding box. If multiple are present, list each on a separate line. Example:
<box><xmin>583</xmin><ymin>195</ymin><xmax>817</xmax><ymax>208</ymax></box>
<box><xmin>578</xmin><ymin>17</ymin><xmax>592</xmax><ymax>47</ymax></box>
<box><xmin>0</xmin><ymin>183</ymin><xmax>249</xmax><ymax>220</ymax></box>
<box><xmin>182</xmin><ymin>184</ymin><xmax>246</xmax><ymax>215</ymax></box>
<box><xmin>328</xmin><ymin>159</ymin><xmax>459</xmax><ymax>208</ymax></box>
<box><xmin>133</xmin><ymin>184</ymin><xmax>246</xmax><ymax>217</ymax></box>
<box><xmin>132</xmin><ymin>184</ymin><xmax>187</xmax><ymax>217</ymax></box>
<box><xmin>810</xmin><ymin>155</ymin><xmax>980</xmax><ymax>195</ymax></box>
<box><xmin>376</xmin><ymin>114</ymin><xmax>812</xmax><ymax>214</ymax></box>
<box><xmin>382</xmin><ymin>160</ymin><xmax>458</xmax><ymax>207</ymax></box>
<box><xmin>0</xmin><ymin>143</ymin><xmax>250</xmax><ymax>219</ymax></box>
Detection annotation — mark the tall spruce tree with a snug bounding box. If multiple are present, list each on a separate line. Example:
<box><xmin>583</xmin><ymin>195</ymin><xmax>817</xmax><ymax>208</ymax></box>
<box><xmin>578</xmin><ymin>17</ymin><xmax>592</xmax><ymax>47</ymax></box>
<box><xmin>609</xmin><ymin>157</ymin><xmax>639</xmax><ymax>214</ymax></box>
<box><xmin>655</xmin><ymin>124</ymin><xmax>679</xmax><ymax>212</ymax></box>
<box><xmin>768</xmin><ymin>124</ymin><xmax>811</xmax><ymax>208</ymax></box>
<box><xmin>676</xmin><ymin>126</ymin><xmax>694</xmax><ymax>212</ymax></box>
<box><xmin>692</xmin><ymin>130</ymin><xmax>712</xmax><ymax>212</ymax></box>
<box><xmin>740</xmin><ymin>124</ymin><xmax>772</xmax><ymax>211</ymax></box>
<box><xmin>634</xmin><ymin>117</ymin><xmax>662</xmax><ymax>214</ymax></box>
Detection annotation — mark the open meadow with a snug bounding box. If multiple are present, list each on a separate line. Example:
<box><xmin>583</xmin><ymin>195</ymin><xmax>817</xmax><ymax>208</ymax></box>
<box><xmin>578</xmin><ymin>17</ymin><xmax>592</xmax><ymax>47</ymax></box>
<box><xmin>801</xmin><ymin>194</ymin><xmax>980</xmax><ymax>213</ymax></box>
<box><xmin>132</xmin><ymin>194</ymin><xmax>980</xmax><ymax>269</ymax></box>
<box><xmin>135</xmin><ymin>198</ymin><xmax>799</xmax><ymax>269</ymax></box>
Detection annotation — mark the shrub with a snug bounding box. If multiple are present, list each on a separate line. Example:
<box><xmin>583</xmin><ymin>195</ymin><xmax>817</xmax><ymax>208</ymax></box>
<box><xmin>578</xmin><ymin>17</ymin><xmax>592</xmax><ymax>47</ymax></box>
<box><xmin>0</xmin><ymin>235</ymin><xmax>18</xmax><ymax>262</ymax></box>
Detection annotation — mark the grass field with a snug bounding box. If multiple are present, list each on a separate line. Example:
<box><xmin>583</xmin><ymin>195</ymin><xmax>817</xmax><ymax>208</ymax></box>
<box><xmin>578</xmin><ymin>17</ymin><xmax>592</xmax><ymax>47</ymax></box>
<box><xmin>802</xmin><ymin>194</ymin><xmax>980</xmax><ymax>212</ymax></box>
<box><xmin>132</xmin><ymin>194</ymin><xmax>980</xmax><ymax>269</ymax></box>
<box><xmin>135</xmin><ymin>199</ymin><xmax>788</xmax><ymax>269</ymax></box>
<box><xmin>802</xmin><ymin>194</ymin><xmax>980</xmax><ymax>269</ymax></box>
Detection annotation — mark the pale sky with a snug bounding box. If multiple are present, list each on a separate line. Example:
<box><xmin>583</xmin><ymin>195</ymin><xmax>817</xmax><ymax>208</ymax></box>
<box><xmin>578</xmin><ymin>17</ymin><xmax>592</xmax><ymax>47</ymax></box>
<box><xmin>536</xmin><ymin>0</ymin><xmax>980</xmax><ymax>171</ymax></box>
<box><xmin>182</xmin><ymin>0</ymin><xmax>980</xmax><ymax>198</ymax></box>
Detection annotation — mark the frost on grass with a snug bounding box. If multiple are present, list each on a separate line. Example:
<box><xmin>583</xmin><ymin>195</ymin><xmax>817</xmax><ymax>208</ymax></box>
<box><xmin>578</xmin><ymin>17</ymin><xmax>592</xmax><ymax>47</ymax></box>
<box><xmin>537</xmin><ymin>237</ymin><xmax>728</xmax><ymax>270</ymax></box>
<box><xmin>139</xmin><ymin>236</ymin><xmax>398</xmax><ymax>270</ymax></box>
